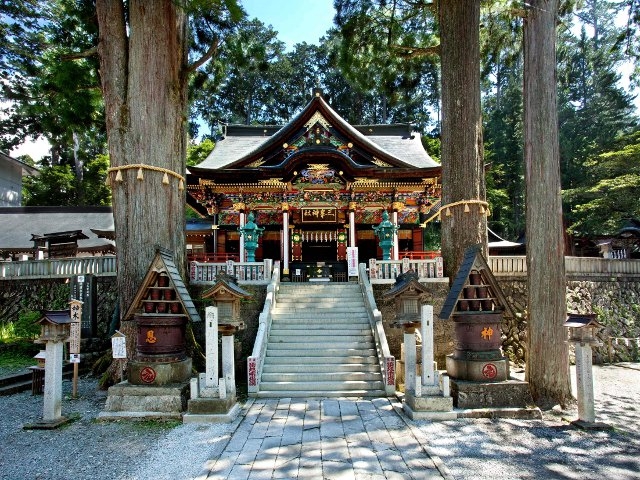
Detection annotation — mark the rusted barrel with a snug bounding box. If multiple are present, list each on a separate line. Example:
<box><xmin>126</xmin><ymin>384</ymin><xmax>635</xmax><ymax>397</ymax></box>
<box><xmin>135</xmin><ymin>314</ymin><xmax>187</xmax><ymax>362</ymax></box>
<box><xmin>452</xmin><ymin>312</ymin><xmax>502</xmax><ymax>353</ymax></box>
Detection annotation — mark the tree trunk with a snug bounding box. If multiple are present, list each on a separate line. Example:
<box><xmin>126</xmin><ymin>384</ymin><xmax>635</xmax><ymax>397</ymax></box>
<box><xmin>438</xmin><ymin>1</ymin><xmax>487</xmax><ymax>279</ymax></box>
<box><xmin>96</xmin><ymin>0</ymin><xmax>188</xmax><ymax>358</ymax></box>
<box><xmin>523</xmin><ymin>0</ymin><xmax>572</xmax><ymax>407</ymax></box>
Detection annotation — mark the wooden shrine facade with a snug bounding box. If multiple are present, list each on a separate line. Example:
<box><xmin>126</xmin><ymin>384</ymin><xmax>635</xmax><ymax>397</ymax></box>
<box><xmin>186</xmin><ymin>89</ymin><xmax>442</xmax><ymax>276</ymax></box>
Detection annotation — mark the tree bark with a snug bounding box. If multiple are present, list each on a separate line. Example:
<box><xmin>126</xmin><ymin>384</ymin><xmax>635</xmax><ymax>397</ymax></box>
<box><xmin>438</xmin><ymin>1</ymin><xmax>487</xmax><ymax>279</ymax></box>
<box><xmin>523</xmin><ymin>0</ymin><xmax>572</xmax><ymax>407</ymax></box>
<box><xmin>96</xmin><ymin>0</ymin><xmax>188</xmax><ymax>357</ymax></box>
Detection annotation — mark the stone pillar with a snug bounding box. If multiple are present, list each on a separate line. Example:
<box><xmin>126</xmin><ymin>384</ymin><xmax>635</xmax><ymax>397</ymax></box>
<box><xmin>205</xmin><ymin>306</ymin><xmax>218</xmax><ymax>389</ymax></box>
<box><xmin>348</xmin><ymin>203</ymin><xmax>356</xmax><ymax>248</ymax></box>
<box><xmin>239</xmin><ymin>211</ymin><xmax>246</xmax><ymax>262</ymax></box>
<box><xmin>392</xmin><ymin>210</ymin><xmax>399</xmax><ymax>261</ymax></box>
<box><xmin>43</xmin><ymin>340</ymin><xmax>64</xmax><ymax>422</ymax></box>
<box><xmin>221</xmin><ymin>334</ymin><xmax>235</xmax><ymax>399</ymax></box>
<box><xmin>421</xmin><ymin>305</ymin><xmax>435</xmax><ymax>387</ymax></box>
<box><xmin>575</xmin><ymin>343</ymin><xmax>595</xmax><ymax>423</ymax></box>
<box><xmin>282</xmin><ymin>205</ymin><xmax>289</xmax><ymax>275</ymax></box>
<box><xmin>404</xmin><ymin>327</ymin><xmax>417</xmax><ymax>396</ymax></box>
<box><xmin>212</xmin><ymin>213</ymin><xmax>218</xmax><ymax>255</ymax></box>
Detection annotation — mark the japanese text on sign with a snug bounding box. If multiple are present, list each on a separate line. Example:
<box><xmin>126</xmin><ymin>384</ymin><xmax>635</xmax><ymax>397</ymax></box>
<box><xmin>301</xmin><ymin>208</ymin><xmax>337</xmax><ymax>223</ymax></box>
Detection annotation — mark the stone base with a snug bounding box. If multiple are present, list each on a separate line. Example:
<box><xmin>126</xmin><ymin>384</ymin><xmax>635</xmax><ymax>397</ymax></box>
<box><xmin>128</xmin><ymin>358</ymin><xmax>192</xmax><ymax>386</ymax></box>
<box><xmin>183</xmin><ymin>399</ymin><xmax>241</xmax><ymax>424</ymax></box>
<box><xmin>450</xmin><ymin>378</ymin><xmax>538</xmax><ymax>411</ymax></box>
<box><xmin>23</xmin><ymin>416</ymin><xmax>72</xmax><ymax>430</ymax></box>
<box><xmin>457</xmin><ymin>407</ymin><xmax>542</xmax><ymax>420</ymax></box>
<box><xmin>403</xmin><ymin>392</ymin><xmax>456</xmax><ymax>420</ymax></box>
<box><xmin>446</xmin><ymin>354</ymin><xmax>509</xmax><ymax>382</ymax></box>
<box><xmin>98</xmin><ymin>381</ymin><xmax>189</xmax><ymax>420</ymax></box>
<box><xmin>568</xmin><ymin>418</ymin><xmax>613</xmax><ymax>430</ymax></box>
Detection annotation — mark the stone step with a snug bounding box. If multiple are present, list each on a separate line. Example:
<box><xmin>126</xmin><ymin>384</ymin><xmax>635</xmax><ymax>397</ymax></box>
<box><xmin>266</xmin><ymin>341</ymin><xmax>375</xmax><ymax>350</ymax></box>
<box><xmin>265</xmin><ymin>348</ymin><xmax>377</xmax><ymax>357</ymax></box>
<box><xmin>261</xmin><ymin>372</ymin><xmax>383</xmax><ymax>383</ymax></box>
<box><xmin>257</xmin><ymin>380</ymin><xmax>385</xmax><ymax>392</ymax></box>
<box><xmin>268</xmin><ymin>333</ymin><xmax>373</xmax><ymax>343</ymax></box>
<box><xmin>255</xmin><ymin>389</ymin><xmax>386</xmax><ymax>398</ymax></box>
<box><xmin>274</xmin><ymin>299</ymin><xmax>363</xmax><ymax>307</ymax></box>
<box><xmin>268</xmin><ymin>328</ymin><xmax>373</xmax><ymax>336</ymax></box>
<box><xmin>262</xmin><ymin>363</ymin><xmax>380</xmax><ymax>374</ymax></box>
<box><xmin>272</xmin><ymin>307</ymin><xmax>366</xmax><ymax>314</ymax></box>
<box><xmin>263</xmin><ymin>355</ymin><xmax>378</xmax><ymax>365</ymax></box>
<box><xmin>271</xmin><ymin>313</ymin><xmax>370</xmax><ymax>321</ymax></box>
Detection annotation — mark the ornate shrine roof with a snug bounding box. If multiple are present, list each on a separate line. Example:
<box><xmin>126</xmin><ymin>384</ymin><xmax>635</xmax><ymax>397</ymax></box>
<box><xmin>189</xmin><ymin>89</ymin><xmax>440</xmax><ymax>181</ymax></box>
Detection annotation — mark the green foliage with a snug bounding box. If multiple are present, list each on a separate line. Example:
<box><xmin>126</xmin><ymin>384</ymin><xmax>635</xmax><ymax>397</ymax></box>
<box><xmin>187</xmin><ymin>139</ymin><xmax>215</xmax><ymax>167</ymax></box>
<box><xmin>564</xmin><ymin>130</ymin><xmax>640</xmax><ymax>236</ymax></box>
<box><xmin>22</xmin><ymin>153</ymin><xmax>111</xmax><ymax>206</ymax></box>
<box><xmin>12</xmin><ymin>310</ymin><xmax>41</xmax><ymax>340</ymax></box>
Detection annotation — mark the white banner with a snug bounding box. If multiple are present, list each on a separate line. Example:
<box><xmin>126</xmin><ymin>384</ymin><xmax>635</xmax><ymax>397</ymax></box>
<box><xmin>347</xmin><ymin>247</ymin><xmax>359</xmax><ymax>277</ymax></box>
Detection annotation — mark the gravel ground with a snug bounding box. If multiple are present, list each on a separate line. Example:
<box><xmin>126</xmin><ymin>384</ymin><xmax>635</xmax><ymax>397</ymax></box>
<box><xmin>415</xmin><ymin>363</ymin><xmax>640</xmax><ymax>480</ymax></box>
<box><xmin>1</xmin><ymin>364</ymin><xmax>639</xmax><ymax>480</ymax></box>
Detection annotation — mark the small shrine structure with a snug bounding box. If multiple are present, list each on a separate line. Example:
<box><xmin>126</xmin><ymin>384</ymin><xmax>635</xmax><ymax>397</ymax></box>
<box><xmin>440</xmin><ymin>245</ymin><xmax>540</xmax><ymax>417</ymax></box>
<box><xmin>100</xmin><ymin>248</ymin><xmax>202</xmax><ymax>420</ymax></box>
<box><xmin>187</xmin><ymin>89</ymin><xmax>442</xmax><ymax>278</ymax></box>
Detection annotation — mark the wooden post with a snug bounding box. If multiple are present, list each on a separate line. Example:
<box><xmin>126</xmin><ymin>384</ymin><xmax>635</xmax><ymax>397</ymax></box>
<box><xmin>69</xmin><ymin>299</ymin><xmax>83</xmax><ymax>398</ymax></box>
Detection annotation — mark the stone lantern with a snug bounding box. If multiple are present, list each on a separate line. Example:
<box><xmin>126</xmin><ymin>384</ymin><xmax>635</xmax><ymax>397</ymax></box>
<box><xmin>188</xmin><ymin>271</ymin><xmax>252</xmax><ymax>421</ymax></box>
<box><xmin>383</xmin><ymin>271</ymin><xmax>454</xmax><ymax>420</ymax></box>
<box><xmin>373</xmin><ymin>210</ymin><xmax>398</xmax><ymax>260</ymax></box>
<box><xmin>564</xmin><ymin>313</ymin><xmax>609</xmax><ymax>429</ymax></box>
<box><xmin>26</xmin><ymin>311</ymin><xmax>72</xmax><ymax>428</ymax></box>
<box><xmin>238</xmin><ymin>211</ymin><xmax>264</xmax><ymax>262</ymax></box>
<box><xmin>201</xmin><ymin>271</ymin><xmax>251</xmax><ymax>334</ymax></box>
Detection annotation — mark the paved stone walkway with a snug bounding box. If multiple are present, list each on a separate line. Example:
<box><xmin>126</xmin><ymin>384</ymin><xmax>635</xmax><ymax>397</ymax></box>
<box><xmin>197</xmin><ymin>397</ymin><xmax>448</xmax><ymax>480</ymax></box>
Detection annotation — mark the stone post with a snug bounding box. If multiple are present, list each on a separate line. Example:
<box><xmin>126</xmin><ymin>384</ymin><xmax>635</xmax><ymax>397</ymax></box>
<box><xmin>404</xmin><ymin>327</ymin><xmax>417</xmax><ymax>396</ymax></box>
<box><xmin>421</xmin><ymin>305</ymin><xmax>435</xmax><ymax>387</ymax></box>
<box><xmin>575</xmin><ymin>343</ymin><xmax>595</xmax><ymax>424</ymax></box>
<box><xmin>205</xmin><ymin>306</ymin><xmax>218</xmax><ymax>390</ymax></box>
<box><xmin>221</xmin><ymin>333</ymin><xmax>236</xmax><ymax>399</ymax></box>
<box><xmin>43</xmin><ymin>339</ymin><xmax>64</xmax><ymax>422</ymax></box>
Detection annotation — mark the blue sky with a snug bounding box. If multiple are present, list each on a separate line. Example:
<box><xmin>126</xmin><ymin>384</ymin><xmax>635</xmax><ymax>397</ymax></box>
<box><xmin>241</xmin><ymin>0</ymin><xmax>336</xmax><ymax>50</ymax></box>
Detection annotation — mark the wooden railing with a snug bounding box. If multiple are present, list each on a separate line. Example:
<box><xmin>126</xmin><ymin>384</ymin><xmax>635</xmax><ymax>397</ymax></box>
<box><xmin>0</xmin><ymin>256</ymin><xmax>117</xmax><ymax>280</ymax></box>
<box><xmin>189</xmin><ymin>259</ymin><xmax>273</xmax><ymax>285</ymax></box>
<box><xmin>489</xmin><ymin>256</ymin><xmax>640</xmax><ymax>277</ymax></box>
<box><xmin>368</xmin><ymin>257</ymin><xmax>444</xmax><ymax>283</ymax></box>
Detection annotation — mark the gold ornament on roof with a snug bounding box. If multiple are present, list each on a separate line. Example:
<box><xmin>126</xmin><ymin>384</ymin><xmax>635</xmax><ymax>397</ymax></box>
<box><xmin>246</xmin><ymin>158</ymin><xmax>265</xmax><ymax>168</ymax></box>
<box><xmin>372</xmin><ymin>157</ymin><xmax>393</xmax><ymax>168</ymax></box>
<box><xmin>304</xmin><ymin>111</ymin><xmax>332</xmax><ymax>130</ymax></box>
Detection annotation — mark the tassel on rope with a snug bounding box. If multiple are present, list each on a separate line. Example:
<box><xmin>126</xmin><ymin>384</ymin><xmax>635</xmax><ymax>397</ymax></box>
<box><xmin>464</xmin><ymin>203</ymin><xmax>470</xmax><ymax>213</ymax></box>
<box><xmin>115</xmin><ymin>170</ymin><xmax>123</xmax><ymax>182</ymax></box>
<box><xmin>178</xmin><ymin>179</ymin><xmax>184</xmax><ymax>191</ymax></box>
<box><xmin>137</xmin><ymin>168</ymin><xmax>144</xmax><ymax>180</ymax></box>
<box><xmin>162</xmin><ymin>172</ymin><xmax>170</xmax><ymax>185</ymax></box>
<box><xmin>105</xmin><ymin>175</ymin><xmax>111</xmax><ymax>187</ymax></box>
<box><xmin>479</xmin><ymin>205</ymin><xmax>485</xmax><ymax>214</ymax></box>
<box><xmin>445</xmin><ymin>208</ymin><xmax>451</xmax><ymax>216</ymax></box>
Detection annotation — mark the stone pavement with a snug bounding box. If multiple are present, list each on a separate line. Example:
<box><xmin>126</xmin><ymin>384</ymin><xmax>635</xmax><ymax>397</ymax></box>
<box><xmin>197</xmin><ymin>397</ymin><xmax>449</xmax><ymax>480</ymax></box>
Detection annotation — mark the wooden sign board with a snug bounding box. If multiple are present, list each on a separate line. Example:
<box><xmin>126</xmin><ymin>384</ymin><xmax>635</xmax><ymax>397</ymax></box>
<box><xmin>301</xmin><ymin>208</ymin><xmax>337</xmax><ymax>223</ymax></box>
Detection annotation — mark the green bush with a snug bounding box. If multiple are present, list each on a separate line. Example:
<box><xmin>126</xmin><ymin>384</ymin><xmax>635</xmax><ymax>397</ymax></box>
<box><xmin>13</xmin><ymin>310</ymin><xmax>42</xmax><ymax>340</ymax></box>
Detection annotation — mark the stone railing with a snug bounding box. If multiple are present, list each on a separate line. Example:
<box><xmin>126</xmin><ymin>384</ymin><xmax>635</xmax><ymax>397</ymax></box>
<box><xmin>359</xmin><ymin>263</ymin><xmax>396</xmax><ymax>395</ymax></box>
<box><xmin>247</xmin><ymin>261</ymin><xmax>281</xmax><ymax>395</ymax></box>
<box><xmin>0</xmin><ymin>255</ymin><xmax>117</xmax><ymax>280</ymax></box>
<box><xmin>489</xmin><ymin>256</ymin><xmax>640</xmax><ymax>277</ymax></box>
<box><xmin>368</xmin><ymin>257</ymin><xmax>444</xmax><ymax>284</ymax></box>
<box><xmin>189</xmin><ymin>259</ymin><xmax>273</xmax><ymax>285</ymax></box>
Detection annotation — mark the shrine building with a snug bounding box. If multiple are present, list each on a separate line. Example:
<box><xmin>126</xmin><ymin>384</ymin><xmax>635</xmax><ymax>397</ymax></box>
<box><xmin>186</xmin><ymin>89</ymin><xmax>442</xmax><ymax>280</ymax></box>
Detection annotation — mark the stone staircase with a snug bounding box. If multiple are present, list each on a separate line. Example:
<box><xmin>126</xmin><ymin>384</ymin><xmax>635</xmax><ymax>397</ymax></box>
<box><xmin>257</xmin><ymin>282</ymin><xmax>386</xmax><ymax>398</ymax></box>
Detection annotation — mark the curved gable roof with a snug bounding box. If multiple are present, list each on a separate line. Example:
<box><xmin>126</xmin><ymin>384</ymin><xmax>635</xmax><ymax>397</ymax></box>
<box><xmin>192</xmin><ymin>91</ymin><xmax>439</xmax><ymax>173</ymax></box>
